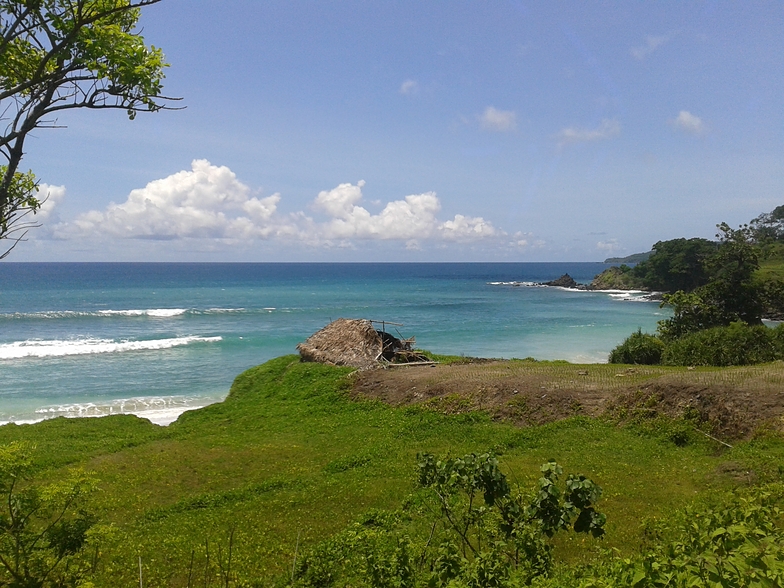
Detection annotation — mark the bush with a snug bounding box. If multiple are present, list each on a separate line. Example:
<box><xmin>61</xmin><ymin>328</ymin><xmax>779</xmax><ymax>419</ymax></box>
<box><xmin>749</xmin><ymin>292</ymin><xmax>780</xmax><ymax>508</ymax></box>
<box><xmin>608</xmin><ymin>329</ymin><xmax>664</xmax><ymax>364</ymax></box>
<box><xmin>295</xmin><ymin>455</ymin><xmax>605</xmax><ymax>587</ymax></box>
<box><xmin>662</xmin><ymin>321</ymin><xmax>783</xmax><ymax>366</ymax></box>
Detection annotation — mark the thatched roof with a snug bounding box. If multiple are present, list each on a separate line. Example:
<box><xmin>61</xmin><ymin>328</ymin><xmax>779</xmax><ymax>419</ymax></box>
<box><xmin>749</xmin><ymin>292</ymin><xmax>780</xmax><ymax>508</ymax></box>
<box><xmin>297</xmin><ymin>318</ymin><xmax>385</xmax><ymax>369</ymax></box>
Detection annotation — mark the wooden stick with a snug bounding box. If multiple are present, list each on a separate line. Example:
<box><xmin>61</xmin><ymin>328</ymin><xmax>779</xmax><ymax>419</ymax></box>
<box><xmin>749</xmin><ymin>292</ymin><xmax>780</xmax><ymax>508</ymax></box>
<box><xmin>386</xmin><ymin>361</ymin><xmax>438</xmax><ymax>367</ymax></box>
<box><xmin>369</xmin><ymin>319</ymin><xmax>404</xmax><ymax>326</ymax></box>
<box><xmin>698</xmin><ymin>429</ymin><xmax>733</xmax><ymax>448</ymax></box>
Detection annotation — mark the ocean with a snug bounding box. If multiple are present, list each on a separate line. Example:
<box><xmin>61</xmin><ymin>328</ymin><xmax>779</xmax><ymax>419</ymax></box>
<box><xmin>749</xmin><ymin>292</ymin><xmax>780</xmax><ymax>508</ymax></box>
<box><xmin>0</xmin><ymin>262</ymin><xmax>666</xmax><ymax>426</ymax></box>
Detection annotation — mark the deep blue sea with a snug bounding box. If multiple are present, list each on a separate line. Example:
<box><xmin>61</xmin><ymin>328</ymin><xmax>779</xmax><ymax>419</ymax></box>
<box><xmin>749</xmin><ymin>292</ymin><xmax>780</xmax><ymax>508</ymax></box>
<box><xmin>0</xmin><ymin>263</ymin><xmax>666</xmax><ymax>425</ymax></box>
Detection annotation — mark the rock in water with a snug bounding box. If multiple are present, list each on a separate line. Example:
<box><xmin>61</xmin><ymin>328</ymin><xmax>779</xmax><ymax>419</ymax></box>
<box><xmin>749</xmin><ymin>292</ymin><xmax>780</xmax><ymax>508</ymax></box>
<box><xmin>542</xmin><ymin>274</ymin><xmax>582</xmax><ymax>289</ymax></box>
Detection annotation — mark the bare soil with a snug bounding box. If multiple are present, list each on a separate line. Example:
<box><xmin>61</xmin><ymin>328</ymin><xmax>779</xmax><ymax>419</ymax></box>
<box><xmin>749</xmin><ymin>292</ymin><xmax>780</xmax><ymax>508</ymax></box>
<box><xmin>352</xmin><ymin>360</ymin><xmax>784</xmax><ymax>440</ymax></box>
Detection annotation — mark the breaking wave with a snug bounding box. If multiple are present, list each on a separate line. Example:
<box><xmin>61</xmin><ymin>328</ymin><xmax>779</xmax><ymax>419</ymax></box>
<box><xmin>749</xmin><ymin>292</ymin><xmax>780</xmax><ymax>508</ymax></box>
<box><xmin>0</xmin><ymin>307</ymin><xmax>283</xmax><ymax>320</ymax></box>
<box><xmin>0</xmin><ymin>335</ymin><xmax>223</xmax><ymax>360</ymax></box>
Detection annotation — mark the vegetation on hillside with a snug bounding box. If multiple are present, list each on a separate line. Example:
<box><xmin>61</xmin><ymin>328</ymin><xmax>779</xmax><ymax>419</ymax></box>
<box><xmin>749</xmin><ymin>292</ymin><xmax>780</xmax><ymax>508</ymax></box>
<box><xmin>588</xmin><ymin>265</ymin><xmax>645</xmax><ymax>290</ymax></box>
<box><xmin>610</xmin><ymin>204</ymin><xmax>784</xmax><ymax>366</ymax></box>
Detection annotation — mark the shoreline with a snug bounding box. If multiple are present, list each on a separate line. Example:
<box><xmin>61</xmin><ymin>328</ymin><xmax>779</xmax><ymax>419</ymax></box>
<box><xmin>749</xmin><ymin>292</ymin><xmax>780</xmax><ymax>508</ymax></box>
<box><xmin>0</xmin><ymin>395</ymin><xmax>224</xmax><ymax>428</ymax></box>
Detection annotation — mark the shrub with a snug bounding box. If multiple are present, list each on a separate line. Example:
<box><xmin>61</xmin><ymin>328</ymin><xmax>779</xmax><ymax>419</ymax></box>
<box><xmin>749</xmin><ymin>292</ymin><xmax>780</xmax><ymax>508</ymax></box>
<box><xmin>599</xmin><ymin>482</ymin><xmax>784</xmax><ymax>587</ymax></box>
<box><xmin>295</xmin><ymin>455</ymin><xmax>605</xmax><ymax>587</ymax></box>
<box><xmin>662</xmin><ymin>321</ymin><xmax>782</xmax><ymax>366</ymax></box>
<box><xmin>608</xmin><ymin>329</ymin><xmax>664</xmax><ymax>364</ymax></box>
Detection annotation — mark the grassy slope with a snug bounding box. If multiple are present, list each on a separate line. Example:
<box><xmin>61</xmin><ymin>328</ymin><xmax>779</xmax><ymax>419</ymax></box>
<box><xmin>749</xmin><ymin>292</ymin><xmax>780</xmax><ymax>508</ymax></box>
<box><xmin>2</xmin><ymin>356</ymin><xmax>783</xmax><ymax>586</ymax></box>
<box><xmin>757</xmin><ymin>243</ymin><xmax>784</xmax><ymax>281</ymax></box>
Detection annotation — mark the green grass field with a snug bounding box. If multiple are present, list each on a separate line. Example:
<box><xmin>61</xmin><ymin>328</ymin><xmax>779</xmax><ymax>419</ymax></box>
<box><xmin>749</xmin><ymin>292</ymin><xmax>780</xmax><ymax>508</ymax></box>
<box><xmin>1</xmin><ymin>355</ymin><xmax>783</xmax><ymax>586</ymax></box>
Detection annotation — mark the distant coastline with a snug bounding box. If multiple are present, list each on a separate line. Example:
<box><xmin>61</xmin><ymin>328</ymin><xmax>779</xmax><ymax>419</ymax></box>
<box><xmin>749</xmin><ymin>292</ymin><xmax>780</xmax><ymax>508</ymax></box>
<box><xmin>603</xmin><ymin>251</ymin><xmax>652</xmax><ymax>264</ymax></box>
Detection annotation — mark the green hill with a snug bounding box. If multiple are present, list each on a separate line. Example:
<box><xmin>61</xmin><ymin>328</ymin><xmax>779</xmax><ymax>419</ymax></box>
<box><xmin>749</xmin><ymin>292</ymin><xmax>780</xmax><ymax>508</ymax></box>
<box><xmin>1</xmin><ymin>356</ymin><xmax>783</xmax><ymax>586</ymax></box>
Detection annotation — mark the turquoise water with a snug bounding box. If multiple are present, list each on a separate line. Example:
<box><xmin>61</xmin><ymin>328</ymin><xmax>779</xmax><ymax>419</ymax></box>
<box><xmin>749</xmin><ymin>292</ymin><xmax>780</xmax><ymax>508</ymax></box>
<box><xmin>0</xmin><ymin>263</ymin><xmax>666</xmax><ymax>424</ymax></box>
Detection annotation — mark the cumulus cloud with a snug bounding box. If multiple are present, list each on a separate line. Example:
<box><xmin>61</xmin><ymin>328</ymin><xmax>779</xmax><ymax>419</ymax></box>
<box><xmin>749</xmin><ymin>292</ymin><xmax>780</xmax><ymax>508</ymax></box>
<box><xmin>34</xmin><ymin>183</ymin><xmax>66</xmax><ymax>222</ymax></box>
<box><xmin>631</xmin><ymin>35</ymin><xmax>668</xmax><ymax>60</ymax></box>
<box><xmin>312</xmin><ymin>181</ymin><xmax>498</xmax><ymax>242</ymax></box>
<box><xmin>56</xmin><ymin>160</ymin><xmax>501</xmax><ymax>248</ymax></box>
<box><xmin>399</xmin><ymin>79</ymin><xmax>418</xmax><ymax>95</ymax></box>
<box><xmin>440</xmin><ymin>214</ymin><xmax>498</xmax><ymax>240</ymax></box>
<box><xmin>61</xmin><ymin>159</ymin><xmax>284</xmax><ymax>241</ymax></box>
<box><xmin>673</xmin><ymin>110</ymin><xmax>705</xmax><ymax>134</ymax></box>
<box><xmin>313</xmin><ymin>182</ymin><xmax>440</xmax><ymax>240</ymax></box>
<box><xmin>556</xmin><ymin>119</ymin><xmax>620</xmax><ymax>146</ymax></box>
<box><xmin>479</xmin><ymin>106</ymin><xmax>517</xmax><ymax>132</ymax></box>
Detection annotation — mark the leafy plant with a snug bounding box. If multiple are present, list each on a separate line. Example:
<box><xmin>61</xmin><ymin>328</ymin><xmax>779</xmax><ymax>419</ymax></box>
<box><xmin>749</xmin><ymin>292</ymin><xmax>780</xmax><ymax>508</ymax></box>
<box><xmin>609</xmin><ymin>329</ymin><xmax>664</xmax><ymax>364</ymax></box>
<box><xmin>661</xmin><ymin>322</ymin><xmax>783</xmax><ymax>366</ymax></box>
<box><xmin>0</xmin><ymin>442</ymin><xmax>100</xmax><ymax>588</ymax></box>
<box><xmin>295</xmin><ymin>454</ymin><xmax>606</xmax><ymax>587</ymax></box>
<box><xmin>591</xmin><ymin>482</ymin><xmax>784</xmax><ymax>587</ymax></box>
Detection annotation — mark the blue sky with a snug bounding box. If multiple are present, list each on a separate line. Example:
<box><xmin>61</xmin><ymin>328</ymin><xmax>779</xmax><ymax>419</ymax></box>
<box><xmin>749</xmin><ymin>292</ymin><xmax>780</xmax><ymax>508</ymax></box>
<box><xmin>14</xmin><ymin>1</ymin><xmax>784</xmax><ymax>261</ymax></box>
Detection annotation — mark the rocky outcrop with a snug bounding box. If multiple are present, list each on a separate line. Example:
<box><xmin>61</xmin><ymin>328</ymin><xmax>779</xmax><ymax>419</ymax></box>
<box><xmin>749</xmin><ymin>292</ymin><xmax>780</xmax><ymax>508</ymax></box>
<box><xmin>541</xmin><ymin>274</ymin><xmax>588</xmax><ymax>289</ymax></box>
<box><xmin>538</xmin><ymin>268</ymin><xmax>653</xmax><ymax>294</ymax></box>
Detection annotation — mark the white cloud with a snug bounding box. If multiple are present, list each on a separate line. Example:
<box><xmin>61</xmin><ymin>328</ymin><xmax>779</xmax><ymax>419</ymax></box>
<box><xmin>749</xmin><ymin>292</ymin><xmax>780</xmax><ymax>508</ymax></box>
<box><xmin>556</xmin><ymin>119</ymin><xmax>621</xmax><ymax>145</ymax></box>
<box><xmin>56</xmin><ymin>161</ymin><xmax>501</xmax><ymax>249</ymax></box>
<box><xmin>314</xmin><ymin>184</ymin><xmax>441</xmax><ymax>240</ymax></box>
<box><xmin>34</xmin><ymin>183</ymin><xmax>66</xmax><ymax>222</ymax></box>
<box><xmin>399</xmin><ymin>79</ymin><xmax>418</xmax><ymax>95</ymax></box>
<box><xmin>596</xmin><ymin>239</ymin><xmax>620</xmax><ymax>252</ymax></box>
<box><xmin>313</xmin><ymin>181</ymin><xmax>365</xmax><ymax>218</ymax></box>
<box><xmin>312</xmin><ymin>182</ymin><xmax>498</xmax><ymax>242</ymax></box>
<box><xmin>673</xmin><ymin>110</ymin><xmax>705</xmax><ymax>134</ymax></box>
<box><xmin>631</xmin><ymin>35</ymin><xmax>668</xmax><ymax>60</ymax></box>
<box><xmin>439</xmin><ymin>214</ymin><xmax>498</xmax><ymax>240</ymax></box>
<box><xmin>479</xmin><ymin>106</ymin><xmax>517</xmax><ymax>132</ymax></box>
<box><xmin>61</xmin><ymin>159</ymin><xmax>285</xmax><ymax>240</ymax></box>
<box><xmin>511</xmin><ymin>231</ymin><xmax>543</xmax><ymax>249</ymax></box>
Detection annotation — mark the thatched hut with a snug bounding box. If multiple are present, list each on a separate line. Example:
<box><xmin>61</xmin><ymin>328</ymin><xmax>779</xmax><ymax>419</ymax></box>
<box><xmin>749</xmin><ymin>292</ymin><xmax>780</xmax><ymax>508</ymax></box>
<box><xmin>297</xmin><ymin>318</ymin><xmax>410</xmax><ymax>369</ymax></box>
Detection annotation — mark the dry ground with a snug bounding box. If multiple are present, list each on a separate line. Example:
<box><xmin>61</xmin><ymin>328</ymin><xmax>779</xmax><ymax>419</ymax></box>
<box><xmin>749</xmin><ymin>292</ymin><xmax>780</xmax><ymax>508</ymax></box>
<box><xmin>352</xmin><ymin>360</ymin><xmax>784</xmax><ymax>440</ymax></box>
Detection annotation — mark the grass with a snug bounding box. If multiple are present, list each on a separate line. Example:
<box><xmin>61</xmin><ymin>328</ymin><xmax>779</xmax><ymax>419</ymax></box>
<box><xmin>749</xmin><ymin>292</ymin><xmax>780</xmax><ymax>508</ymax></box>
<box><xmin>2</xmin><ymin>355</ymin><xmax>783</xmax><ymax>586</ymax></box>
<box><xmin>757</xmin><ymin>242</ymin><xmax>784</xmax><ymax>281</ymax></box>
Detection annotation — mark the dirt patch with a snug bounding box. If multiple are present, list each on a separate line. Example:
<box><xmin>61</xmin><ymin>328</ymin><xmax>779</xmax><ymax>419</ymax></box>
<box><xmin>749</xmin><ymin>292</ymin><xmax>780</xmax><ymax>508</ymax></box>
<box><xmin>351</xmin><ymin>360</ymin><xmax>784</xmax><ymax>440</ymax></box>
<box><xmin>606</xmin><ymin>380</ymin><xmax>784</xmax><ymax>440</ymax></box>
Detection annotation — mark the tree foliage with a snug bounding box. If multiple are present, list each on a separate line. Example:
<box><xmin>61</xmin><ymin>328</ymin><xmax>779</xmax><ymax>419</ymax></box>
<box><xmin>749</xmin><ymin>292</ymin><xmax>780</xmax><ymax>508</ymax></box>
<box><xmin>750</xmin><ymin>204</ymin><xmax>784</xmax><ymax>243</ymax></box>
<box><xmin>632</xmin><ymin>237</ymin><xmax>717</xmax><ymax>293</ymax></box>
<box><xmin>0</xmin><ymin>442</ymin><xmax>99</xmax><ymax>588</ymax></box>
<box><xmin>611</xmin><ymin>219</ymin><xmax>784</xmax><ymax>365</ymax></box>
<box><xmin>0</xmin><ymin>0</ymin><xmax>175</xmax><ymax>257</ymax></box>
<box><xmin>656</xmin><ymin>224</ymin><xmax>766</xmax><ymax>341</ymax></box>
<box><xmin>295</xmin><ymin>454</ymin><xmax>606</xmax><ymax>587</ymax></box>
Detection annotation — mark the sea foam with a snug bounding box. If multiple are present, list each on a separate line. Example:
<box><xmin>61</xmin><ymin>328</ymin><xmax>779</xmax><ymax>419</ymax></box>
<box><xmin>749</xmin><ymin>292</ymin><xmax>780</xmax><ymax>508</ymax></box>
<box><xmin>31</xmin><ymin>394</ymin><xmax>221</xmax><ymax>426</ymax></box>
<box><xmin>97</xmin><ymin>308</ymin><xmax>187</xmax><ymax>317</ymax></box>
<box><xmin>0</xmin><ymin>335</ymin><xmax>222</xmax><ymax>360</ymax></box>
<box><xmin>0</xmin><ymin>308</ymin><xmax>251</xmax><ymax>320</ymax></box>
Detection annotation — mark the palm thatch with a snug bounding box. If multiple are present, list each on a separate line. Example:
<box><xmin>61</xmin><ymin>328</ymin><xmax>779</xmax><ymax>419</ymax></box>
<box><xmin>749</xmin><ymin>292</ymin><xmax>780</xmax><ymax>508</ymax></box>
<box><xmin>297</xmin><ymin>318</ymin><xmax>420</xmax><ymax>369</ymax></box>
<box><xmin>297</xmin><ymin>318</ymin><xmax>385</xmax><ymax>369</ymax></box>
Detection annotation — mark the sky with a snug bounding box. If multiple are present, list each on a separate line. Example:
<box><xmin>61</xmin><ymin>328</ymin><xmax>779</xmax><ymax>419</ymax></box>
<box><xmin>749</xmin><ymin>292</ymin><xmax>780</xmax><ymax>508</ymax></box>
<box><xmin>10</xmin><ymin>0</ymin><xmax>784</xmax><ymax>262</ymax></box>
